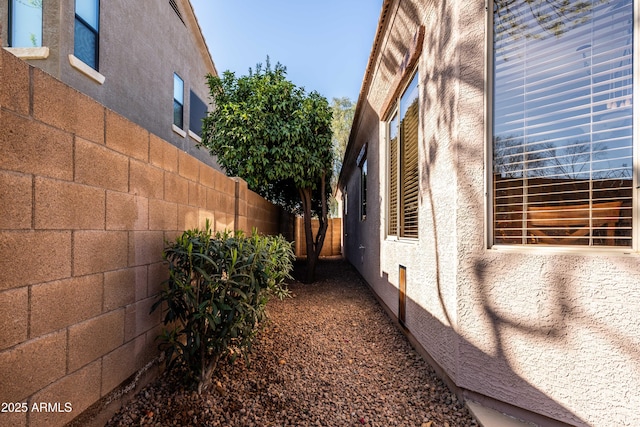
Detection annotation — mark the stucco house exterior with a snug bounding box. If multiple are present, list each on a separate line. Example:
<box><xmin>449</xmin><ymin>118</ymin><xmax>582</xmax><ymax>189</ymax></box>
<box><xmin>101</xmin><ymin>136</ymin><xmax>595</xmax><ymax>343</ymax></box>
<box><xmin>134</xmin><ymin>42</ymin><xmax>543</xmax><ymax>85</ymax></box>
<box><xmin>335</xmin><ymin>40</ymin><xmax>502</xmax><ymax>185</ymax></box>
<box><xmin>339</xmin><ymin>0</ymin><xmax>639</xmax><ymax>425</ymax></box>
<box><xmin>1</xmin><ymin>0</ymin><xmax>218</xmax><ymax>168</ymax></box>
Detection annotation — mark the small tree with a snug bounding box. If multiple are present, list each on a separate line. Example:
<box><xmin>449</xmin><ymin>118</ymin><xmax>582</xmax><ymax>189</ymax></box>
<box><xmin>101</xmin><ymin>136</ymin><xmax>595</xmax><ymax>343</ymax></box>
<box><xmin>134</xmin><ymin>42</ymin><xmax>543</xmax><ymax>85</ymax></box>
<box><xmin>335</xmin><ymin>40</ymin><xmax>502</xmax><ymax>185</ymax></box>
<box><xmin>200</xmin><ymin>59</ymin><xmax>333</xmax><ymax>282</ymax></box>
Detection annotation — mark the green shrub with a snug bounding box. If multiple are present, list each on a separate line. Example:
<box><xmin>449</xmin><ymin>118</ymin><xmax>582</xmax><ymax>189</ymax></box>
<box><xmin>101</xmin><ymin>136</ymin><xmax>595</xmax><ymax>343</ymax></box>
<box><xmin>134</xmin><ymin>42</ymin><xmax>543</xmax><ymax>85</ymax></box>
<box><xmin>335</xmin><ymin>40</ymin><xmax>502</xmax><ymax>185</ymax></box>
<box><xmin>151</xmin><ymin>221</ymin><xmax>293</xmax><ymax>393</ymax></box>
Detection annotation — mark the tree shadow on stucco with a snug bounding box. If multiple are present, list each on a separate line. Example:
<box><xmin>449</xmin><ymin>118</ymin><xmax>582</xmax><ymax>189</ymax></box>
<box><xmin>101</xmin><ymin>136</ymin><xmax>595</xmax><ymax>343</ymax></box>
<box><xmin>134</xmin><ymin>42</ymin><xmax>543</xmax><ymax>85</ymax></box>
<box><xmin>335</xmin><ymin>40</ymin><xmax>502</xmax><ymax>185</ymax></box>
<box><xmin>367</xmin><ymin>1</ymin><xmax>640</xmax><ymax>425</ymax></box>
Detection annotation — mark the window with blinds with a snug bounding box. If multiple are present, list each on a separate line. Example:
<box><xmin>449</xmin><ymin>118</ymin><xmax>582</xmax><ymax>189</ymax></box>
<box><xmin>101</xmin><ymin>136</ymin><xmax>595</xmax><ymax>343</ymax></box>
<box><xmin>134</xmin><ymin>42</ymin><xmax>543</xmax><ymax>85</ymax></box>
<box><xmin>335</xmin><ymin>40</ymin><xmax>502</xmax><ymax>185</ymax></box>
<box><xmin>492</xmin><ymin>0</ymin><xmax>634</xmax><ymax>247</ymax></box>
<box><xmin>388</xmin><ymin>71</ymin><xmax>420</xmax><ymax>238</ymax></box>
<box><xmin>389</xmin><ymin>113</ymin><xmax>399</xmax><ymax>235</ymax></box>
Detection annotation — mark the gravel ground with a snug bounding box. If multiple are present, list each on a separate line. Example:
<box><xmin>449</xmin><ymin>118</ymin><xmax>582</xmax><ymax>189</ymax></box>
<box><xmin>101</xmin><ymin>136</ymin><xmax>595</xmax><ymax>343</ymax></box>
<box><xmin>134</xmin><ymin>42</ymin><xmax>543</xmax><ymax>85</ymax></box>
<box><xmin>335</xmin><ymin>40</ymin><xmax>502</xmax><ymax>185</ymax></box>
<box><xmin>106</xmin><ymin>259</ymin><xmax>478</xmax><ymax>427</ymax></box>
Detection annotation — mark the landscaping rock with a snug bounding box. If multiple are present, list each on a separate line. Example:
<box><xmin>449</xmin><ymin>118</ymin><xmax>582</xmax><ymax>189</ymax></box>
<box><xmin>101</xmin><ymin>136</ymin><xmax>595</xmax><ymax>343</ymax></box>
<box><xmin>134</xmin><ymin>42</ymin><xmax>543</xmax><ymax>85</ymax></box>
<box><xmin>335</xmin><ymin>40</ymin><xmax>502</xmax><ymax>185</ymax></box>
<box><xmin>106</xmin><ymin>260</ymin><xmax>478</xmax><ymax>426</ymax></box>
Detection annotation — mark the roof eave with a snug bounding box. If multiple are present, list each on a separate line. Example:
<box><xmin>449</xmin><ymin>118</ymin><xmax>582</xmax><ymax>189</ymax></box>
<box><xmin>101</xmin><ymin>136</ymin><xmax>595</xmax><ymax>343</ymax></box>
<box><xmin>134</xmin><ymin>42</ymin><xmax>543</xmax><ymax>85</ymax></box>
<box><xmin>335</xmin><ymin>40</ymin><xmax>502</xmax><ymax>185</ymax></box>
<box><xmin>336</xmin><ymin>0</ymin><xmax>394</xmax><ymax>192</ymax></box>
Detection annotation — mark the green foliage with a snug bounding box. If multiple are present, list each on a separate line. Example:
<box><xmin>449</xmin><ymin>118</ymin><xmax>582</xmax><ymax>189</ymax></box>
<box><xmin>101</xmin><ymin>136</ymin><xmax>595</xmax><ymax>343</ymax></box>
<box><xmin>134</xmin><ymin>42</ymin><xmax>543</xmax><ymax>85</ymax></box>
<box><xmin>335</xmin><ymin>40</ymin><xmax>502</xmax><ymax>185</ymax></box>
<box><xmin>151</xmin><ymin>222</ymin><xmax>294</xmax><ymax>393</ymax></box>
<box><xmin>199</xmin><ymin>58</ymin><xmax>334</xmax><ymax>282</ymax></box>
<box><xmin>330</xmin><ymin>97</ymin><xmax>355</xmax><ymax>186</ymax></box>
<box><xmin>329</xmin><ymin>97</ymin><xmax>356</xmax><ymax>216</ymax></box>
<box><xmin>200</xmin><ymin>59</ymin><xmax>333</xmax><ymax>197</ymax></box>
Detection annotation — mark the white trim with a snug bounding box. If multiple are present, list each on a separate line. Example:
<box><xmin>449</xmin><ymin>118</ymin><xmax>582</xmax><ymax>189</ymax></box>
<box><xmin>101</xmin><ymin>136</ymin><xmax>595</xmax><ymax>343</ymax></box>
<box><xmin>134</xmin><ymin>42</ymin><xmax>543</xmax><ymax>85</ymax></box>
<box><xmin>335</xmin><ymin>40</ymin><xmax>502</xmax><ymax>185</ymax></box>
<box><xmin>633</xmin><ymin>0</ymin><xmax>640</xmax><ymax>251</ymax></box>
<box><xmin>188</xmin><ymin>129</ymin><xmax>202</xmax><ymax>143</ymax></box>
<box><xmin>485</xmin><ymin>2</ymin><xmax>494</xmax><ymax>250</ymax></box>
<box><xmin>4</xmin><ymin>46</ymin><xmax>49</xmax><ymax>60</ymax></box>
<box><xmin>384</xmin><ymin>236</ymin><xmax>419</xmax><ymax>244</ymax></box>
<box><xmin>490</xmin><ymin>244</ymin><xmax>637</xmax><ymax>257</ymax></box>
<box><xmin>172</xmin><ymin>124</ymin><xmax>186</xmax><ymax>138</ymax></box>
<box><xmin>68</xmin><ymin>54</ymin><xmax>105</xmax><ymax>84</ymax></box>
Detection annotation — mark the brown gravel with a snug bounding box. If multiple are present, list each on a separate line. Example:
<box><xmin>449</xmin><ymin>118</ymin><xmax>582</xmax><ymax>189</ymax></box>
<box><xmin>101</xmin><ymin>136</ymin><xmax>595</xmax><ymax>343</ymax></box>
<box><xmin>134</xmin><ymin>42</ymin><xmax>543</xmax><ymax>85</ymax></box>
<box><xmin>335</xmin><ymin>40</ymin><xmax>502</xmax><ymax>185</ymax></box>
<box><xmin>106</xmin><ymin>259</ymin><xmax>478</xmax><ymax>427</ymax></box>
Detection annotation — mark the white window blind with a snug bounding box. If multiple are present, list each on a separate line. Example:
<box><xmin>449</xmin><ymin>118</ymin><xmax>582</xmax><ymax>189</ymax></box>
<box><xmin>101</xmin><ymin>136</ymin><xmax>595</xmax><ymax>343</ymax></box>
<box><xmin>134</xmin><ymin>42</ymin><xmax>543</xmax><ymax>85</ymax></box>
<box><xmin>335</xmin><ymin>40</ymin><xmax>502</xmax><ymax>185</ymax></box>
<box><xmin>493</xmin><ymin>0</ymin><xmax>633</xmax><ymax>246</ymax></box>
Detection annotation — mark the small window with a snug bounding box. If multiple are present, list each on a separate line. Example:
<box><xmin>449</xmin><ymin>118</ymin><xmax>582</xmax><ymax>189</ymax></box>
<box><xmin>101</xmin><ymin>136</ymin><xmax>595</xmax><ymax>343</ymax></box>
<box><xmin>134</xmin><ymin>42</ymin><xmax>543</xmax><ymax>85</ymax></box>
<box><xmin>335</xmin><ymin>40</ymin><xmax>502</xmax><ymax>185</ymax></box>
<box><xmin>74</xmin><ymin>0</ymin><xmax>100</xmax><ymax>70</ymax></box>
<box><xmin>9</xmin><ymin>0</ymin><xmax>43</xmax><ymax>47</ymax></box>
<box><xmin>388</xmin><ymin>71</ymin><xmax>420</xmax><ymax>238</ymax></box>
<box><xmin>189</xmin><ymin>90</ymin><xmax>208</xmax><ymax>138</ymax></box>
<box><xmin>343</xmin><ymin>191</ymin><xmax>348</xmax><ymax>217</ymax></box>
<box><xmin>360</xmin><ymin>158</ymin><xmax>368</xmax><ymax>221</ymax></box>
<box><xmin>173</xmin><ymin>73</ymin><xmax>184</xmax><ymax>128</ymax></box>
<box><xmin>357</xmin><ymin>144</ymin><xmax>368</xmax><ymax>221</ymax></box>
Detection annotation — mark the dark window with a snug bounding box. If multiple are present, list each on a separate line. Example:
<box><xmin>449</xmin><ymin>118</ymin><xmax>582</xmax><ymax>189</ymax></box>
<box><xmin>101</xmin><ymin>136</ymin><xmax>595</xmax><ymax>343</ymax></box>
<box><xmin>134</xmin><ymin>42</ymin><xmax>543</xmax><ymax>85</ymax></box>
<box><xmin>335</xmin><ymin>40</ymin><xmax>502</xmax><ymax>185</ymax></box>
<box><xmin>360</xmin><ymin>158</ymin><xmax>368</xmax><ymax>221</ymax></box>
<box><xmin>492</xmin><ymin>0</ymin><xmax>633</xmax><ymax>247</ymax></box>
<box><xmin>173</xmin><ymin>73</ymin><xmax>184</xmax><ymax>128</ymax></box>
<box><xmin>189</xmin><ymin>90</ymin><xmax>208</xmax><ymax>137</ymax></box>
<box><xmin>9</xmin><ymin>0</ymin><xmax>43</xmax><ymax>47</ymax></box>
<box><xmin>357</xmin><ymin>144</ymin><xmax>368</xmax><ymax>221</ymax></box>
<box><xmin>74</xmin><ymin>0</ymin><xmax>99</xmax><ymax>70</ymax></box>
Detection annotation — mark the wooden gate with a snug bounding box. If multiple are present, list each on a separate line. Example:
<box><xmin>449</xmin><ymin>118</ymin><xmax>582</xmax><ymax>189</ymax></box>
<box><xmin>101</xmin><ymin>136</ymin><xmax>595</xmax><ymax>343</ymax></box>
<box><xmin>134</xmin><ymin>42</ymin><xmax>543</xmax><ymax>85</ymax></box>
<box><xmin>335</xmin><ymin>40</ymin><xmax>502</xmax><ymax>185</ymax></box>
<box><xmin>294</xmin><ymin>217</ymin><xmax>342</xmax><ymax>258</ymax></box>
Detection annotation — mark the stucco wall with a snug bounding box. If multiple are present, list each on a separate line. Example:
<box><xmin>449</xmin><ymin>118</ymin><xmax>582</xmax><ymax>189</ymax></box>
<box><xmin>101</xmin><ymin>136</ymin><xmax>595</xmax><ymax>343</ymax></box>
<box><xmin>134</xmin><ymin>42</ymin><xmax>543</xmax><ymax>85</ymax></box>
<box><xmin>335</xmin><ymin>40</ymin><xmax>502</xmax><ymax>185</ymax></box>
<box><xmin>0</xmin><ymin>48</ymin><xmax>287</xmax><ymax>427</ymax></box>
<box><xmin>342</xmin><ymin>0</ymin><xmax>640</xmax><ymax>426</ymax></box>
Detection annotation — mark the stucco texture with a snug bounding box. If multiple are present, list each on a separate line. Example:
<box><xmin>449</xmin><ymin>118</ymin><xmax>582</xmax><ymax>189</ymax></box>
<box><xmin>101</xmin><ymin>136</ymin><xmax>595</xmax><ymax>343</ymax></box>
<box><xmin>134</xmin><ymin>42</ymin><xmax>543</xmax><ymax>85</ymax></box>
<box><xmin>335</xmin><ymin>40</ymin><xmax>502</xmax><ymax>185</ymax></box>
<box><xmin>341</xmin><ymin>0</ymin><xmax>640</xmax><ymax>426</ymax></box>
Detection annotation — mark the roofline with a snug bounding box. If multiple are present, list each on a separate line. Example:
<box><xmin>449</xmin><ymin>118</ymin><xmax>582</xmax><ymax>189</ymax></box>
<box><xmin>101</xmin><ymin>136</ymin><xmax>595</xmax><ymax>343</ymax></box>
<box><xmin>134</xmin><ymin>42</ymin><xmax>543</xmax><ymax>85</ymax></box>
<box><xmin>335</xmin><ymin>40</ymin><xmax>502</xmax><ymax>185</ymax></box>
<box><xmin>184</xmin><ymin>0</ymin><xmax>219</xmax><ymax>77</ymax></box>
<box><xmin>336</xmin><ymin>0</ymin><xmax>394</xmax><ymax>192</ymax></box>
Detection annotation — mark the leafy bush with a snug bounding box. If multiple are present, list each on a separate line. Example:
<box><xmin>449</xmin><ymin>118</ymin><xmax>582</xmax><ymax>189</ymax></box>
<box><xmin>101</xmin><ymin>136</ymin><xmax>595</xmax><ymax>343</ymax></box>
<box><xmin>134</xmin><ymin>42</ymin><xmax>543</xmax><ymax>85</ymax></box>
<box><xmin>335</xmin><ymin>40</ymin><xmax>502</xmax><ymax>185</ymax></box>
<box><xmin>151</xmin><ymin>222</ymin><xmax>293</xmax><ymax>393</ymax></box>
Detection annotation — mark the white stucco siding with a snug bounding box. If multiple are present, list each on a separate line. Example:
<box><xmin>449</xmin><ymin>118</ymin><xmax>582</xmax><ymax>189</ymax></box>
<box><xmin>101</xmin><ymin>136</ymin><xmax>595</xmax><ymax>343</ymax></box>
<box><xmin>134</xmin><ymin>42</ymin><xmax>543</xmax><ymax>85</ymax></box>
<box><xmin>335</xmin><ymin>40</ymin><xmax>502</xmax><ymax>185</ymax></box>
<box><xmin>457</xmin><ymin>251</ymin><xmax>640</xmax><ymax>425</ymax></box>
<box><xmin>342</xmin><ymin>0</ymin><xmax>640</xmax><ymax>425</ymax></box>
<box><xmin>451</xmin><ymin>2</ymin><xmax>640</xmax><ymax>424</ymax></box>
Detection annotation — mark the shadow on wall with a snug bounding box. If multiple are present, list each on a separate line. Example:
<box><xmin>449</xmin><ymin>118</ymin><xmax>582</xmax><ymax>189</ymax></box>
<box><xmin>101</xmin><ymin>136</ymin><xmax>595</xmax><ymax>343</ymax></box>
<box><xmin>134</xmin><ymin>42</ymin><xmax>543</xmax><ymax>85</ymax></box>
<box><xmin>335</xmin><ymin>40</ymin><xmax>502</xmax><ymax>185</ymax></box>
<box><xmin>370</xmin><ymin>274</ymin><xmax>588</xmax><ymax>427</ymax></box>
<box><xmin>361</xmin><ymin>1</ymin><xmax>638</xmax><ymax>426</ymax></box>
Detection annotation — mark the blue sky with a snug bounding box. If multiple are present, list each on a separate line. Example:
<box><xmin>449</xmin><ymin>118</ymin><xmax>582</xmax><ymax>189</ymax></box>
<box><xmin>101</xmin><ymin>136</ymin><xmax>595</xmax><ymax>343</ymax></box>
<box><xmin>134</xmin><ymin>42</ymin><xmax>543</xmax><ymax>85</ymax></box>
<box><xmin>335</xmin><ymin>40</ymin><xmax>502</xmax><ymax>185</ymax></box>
<box><xmin>190</xmin><ymin>0</ymin><xmax>383</xmax><ymax>102</ymax></box>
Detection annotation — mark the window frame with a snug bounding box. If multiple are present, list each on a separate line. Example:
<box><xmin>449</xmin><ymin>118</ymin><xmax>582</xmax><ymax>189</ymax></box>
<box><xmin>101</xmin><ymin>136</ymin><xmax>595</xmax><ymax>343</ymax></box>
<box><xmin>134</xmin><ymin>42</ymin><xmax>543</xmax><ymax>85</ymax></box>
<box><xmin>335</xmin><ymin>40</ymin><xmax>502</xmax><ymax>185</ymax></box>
<box><xmin>74</xmin><ymin>0</ymin><xmax>100</xmax><ymax>71</ymax></box>
<box><xmin>386</xmin><ymin>67</ymin><xmax>420</xmax><ymax>240</ymax></box>
<box><xmin>486</xmin><ymin>0</ymin><xmax>639</xmax><ymax>252</ymax></box>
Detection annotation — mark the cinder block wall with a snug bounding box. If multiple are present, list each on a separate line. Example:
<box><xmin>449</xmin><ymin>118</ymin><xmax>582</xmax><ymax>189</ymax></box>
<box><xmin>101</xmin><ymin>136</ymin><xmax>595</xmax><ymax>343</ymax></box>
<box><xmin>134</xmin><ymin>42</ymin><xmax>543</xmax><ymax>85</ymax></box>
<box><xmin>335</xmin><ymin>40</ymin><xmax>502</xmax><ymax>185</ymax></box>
<box><xmin>0</xmin><ymin>48</ymin><xmax>287</xmax><ymax>427</ymax></box>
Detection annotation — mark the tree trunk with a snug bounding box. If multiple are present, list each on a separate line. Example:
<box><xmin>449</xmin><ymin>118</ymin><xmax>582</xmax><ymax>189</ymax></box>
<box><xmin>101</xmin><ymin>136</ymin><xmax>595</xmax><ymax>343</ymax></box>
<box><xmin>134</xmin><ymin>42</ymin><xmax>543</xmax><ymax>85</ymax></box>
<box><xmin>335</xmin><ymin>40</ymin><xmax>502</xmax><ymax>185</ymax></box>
<box><xmin>298</xmin><ymin>172</ymin><xmax>329</xmax><ymax>283</ymax></box>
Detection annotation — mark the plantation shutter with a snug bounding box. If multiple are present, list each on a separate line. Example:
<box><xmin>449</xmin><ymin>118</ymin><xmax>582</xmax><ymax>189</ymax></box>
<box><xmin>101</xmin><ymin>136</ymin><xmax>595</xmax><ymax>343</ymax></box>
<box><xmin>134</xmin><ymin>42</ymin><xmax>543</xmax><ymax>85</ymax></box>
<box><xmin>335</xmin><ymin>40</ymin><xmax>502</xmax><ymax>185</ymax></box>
<box><xmin>389</xmin><ymin>113</ymin><xmax>399</xmax><ymax>235</ymax></box>
<box><xmin>400</xmin><ymin>73</ymin><xmax>420</xmax><ymax>238</ymax></box>
<box><xmin>493</xmin><ymin>0</ymin><xmax>633</xmax><ymax>246</ymax></box>
<box><xmin>401</xmin><ymin>98</ymin><xmax>419</xmax><ymax>238</ymax></box>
